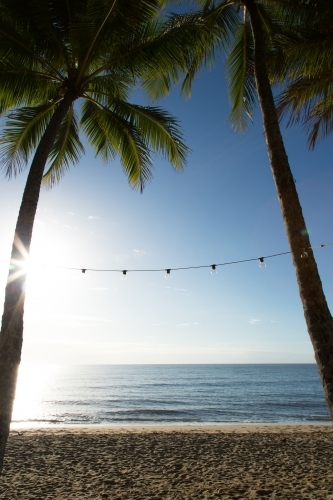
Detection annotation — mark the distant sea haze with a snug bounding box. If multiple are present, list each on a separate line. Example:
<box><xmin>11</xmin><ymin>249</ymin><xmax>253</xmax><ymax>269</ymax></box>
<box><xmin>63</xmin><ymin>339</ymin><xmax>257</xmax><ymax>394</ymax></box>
<box><xmin>12</xmin><ymin>364</ymin><xmax>330</xmax><ymax>427</ymax></box>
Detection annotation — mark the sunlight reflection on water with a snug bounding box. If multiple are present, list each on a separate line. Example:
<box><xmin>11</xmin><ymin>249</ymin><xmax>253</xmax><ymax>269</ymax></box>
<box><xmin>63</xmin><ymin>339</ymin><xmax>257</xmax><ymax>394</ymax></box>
<box><xmin>12</xmin><ymin>364</ymin><xmax>64</xmax><ymax>428</ymax></box>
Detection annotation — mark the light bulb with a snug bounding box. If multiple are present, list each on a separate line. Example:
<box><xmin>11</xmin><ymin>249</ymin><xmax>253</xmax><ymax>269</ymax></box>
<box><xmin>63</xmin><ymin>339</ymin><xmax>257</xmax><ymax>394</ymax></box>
<box><xmin>211</xmin><ymin>265</ymin><xmax>217</xmax><ymax>275</ymax></box>
<box><xmin>165</xmin><ymin>269</ymin><xmax>171</xmax><ymax>279</ymax></box>
<box><xmin>121</xmin><ymin>270</ymin><xmax>127</xmax><ymax>280</ymax></box>
<box><xmin>301</xmin><ymin>249</ymin><xmax>308</xmax><ymax>259</ymax></box>
<box><xmin>258</xmin><ymin>257</ymin><xmax>266</xmax><ymax>269</ymax></box>
<box><xmin>80</xmin><ymin>268</ymin><xmax>88</xmax><ymax>280</ymax></box>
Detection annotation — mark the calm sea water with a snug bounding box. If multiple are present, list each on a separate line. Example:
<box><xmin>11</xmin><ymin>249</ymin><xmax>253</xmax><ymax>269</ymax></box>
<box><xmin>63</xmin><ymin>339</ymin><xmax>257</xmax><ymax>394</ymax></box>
<box><xmin>12</xmin><ymin>364</ymin><xmax>330</xmax><ymax>427</ymax></box>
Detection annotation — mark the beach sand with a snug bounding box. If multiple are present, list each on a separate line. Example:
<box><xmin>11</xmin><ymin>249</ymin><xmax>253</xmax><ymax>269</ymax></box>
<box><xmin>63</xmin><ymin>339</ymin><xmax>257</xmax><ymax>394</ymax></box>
<box><xmin>1</xmin><ymin>425</ymin><xmax>333</xmax><ymax>499</ymax></box>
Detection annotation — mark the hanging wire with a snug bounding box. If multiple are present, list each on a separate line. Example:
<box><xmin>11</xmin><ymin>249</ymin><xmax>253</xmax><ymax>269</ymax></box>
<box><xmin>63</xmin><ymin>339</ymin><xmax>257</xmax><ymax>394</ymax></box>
<box><xmin>0</xmin><ymin>242</ymin><xmax>331</xmax><ymax>274</ymax></box>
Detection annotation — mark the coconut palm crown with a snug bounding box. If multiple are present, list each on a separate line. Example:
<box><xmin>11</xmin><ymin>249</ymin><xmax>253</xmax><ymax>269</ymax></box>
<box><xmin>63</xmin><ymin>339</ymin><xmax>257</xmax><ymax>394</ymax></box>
<box><xmin>0</xmin><ymin>0</ymin><xmax>192</xmax><ymax>189</ymax></box>
<box><xmin>271</xmin><ymin>0</ymin><xmax>333</xmax><ymax>149</ymax></box>
<box><xmin>0</xmin><ymin>0</ymin><xmax>228</xmax><ymax>472</ymax></box>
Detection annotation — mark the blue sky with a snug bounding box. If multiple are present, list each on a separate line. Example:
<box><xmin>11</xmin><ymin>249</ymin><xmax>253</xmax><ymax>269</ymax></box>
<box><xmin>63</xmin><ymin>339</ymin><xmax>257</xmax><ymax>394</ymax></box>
<box><xmin>1</xmin><ymin>59</ymin><xmax>333</xmax><ymax>365</ymax></box>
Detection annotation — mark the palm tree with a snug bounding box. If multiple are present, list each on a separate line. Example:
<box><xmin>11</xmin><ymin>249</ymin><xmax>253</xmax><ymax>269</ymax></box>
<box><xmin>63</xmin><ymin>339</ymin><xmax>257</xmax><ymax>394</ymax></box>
<box><xmin>271</xmin><ymin>0</ymin><xmax>333</xmax><ymax>149</ymax></box>
<box><xmin>168</xmin><ymin>0</ymin><xmax>333</xmax><ymax>418</ymax></box>
<box><xmin>0</xmin><ymin>0</ymin><xmax>224</xmax><ymax>471</ymax></box>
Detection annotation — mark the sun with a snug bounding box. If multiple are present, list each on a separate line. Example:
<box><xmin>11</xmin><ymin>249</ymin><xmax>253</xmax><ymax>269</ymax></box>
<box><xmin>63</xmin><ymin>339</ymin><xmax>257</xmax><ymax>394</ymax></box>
<box><xmin>3</xmin><ymin>228</ymin><xmax>80</xmax><ymax>321</ymax></box>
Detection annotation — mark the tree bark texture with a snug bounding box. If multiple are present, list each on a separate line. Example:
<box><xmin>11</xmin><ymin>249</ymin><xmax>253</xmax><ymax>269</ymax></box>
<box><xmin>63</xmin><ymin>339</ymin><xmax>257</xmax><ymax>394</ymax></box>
<box><xmin>0</xmin><ymin>92</ymin><xmax>75</xmax><ymax>474</ymax></box>
<box><xmin>244</xmin><ymin>0</ymin><xmax>333</xmax><ymax>420</ymax></box>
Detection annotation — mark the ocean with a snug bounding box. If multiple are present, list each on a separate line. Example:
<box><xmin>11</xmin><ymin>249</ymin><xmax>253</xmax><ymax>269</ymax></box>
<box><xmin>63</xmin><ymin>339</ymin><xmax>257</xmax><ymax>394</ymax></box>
<box><xmin>12</xmin><ymin>364</ymin><xmax>331</xmax><ymax>427</ymax></box>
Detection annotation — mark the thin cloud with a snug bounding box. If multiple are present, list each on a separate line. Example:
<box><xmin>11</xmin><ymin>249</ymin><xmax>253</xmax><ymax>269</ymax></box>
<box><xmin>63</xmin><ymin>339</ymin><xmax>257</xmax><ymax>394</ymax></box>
<box><xmin>62</xmin><ymin>225</ymin><xmax>71</xmax><ymax>229</ymax></box>
<box><xmin>133</xmin><ymin>249</ymin><xmax>147</xmax><ymax>259</ymax></box>
<box><xmin>88</xmin><ymin>216</ymin><xmax>100</xmax><ymax>220</ymax></box>
<box><xmin>249</xmin><ymin>318</ymin><xmax>261</xmax><ymax>324</ymax></box>
<box><xmin>177</xmin><ymin>323</ymin><xmax>190</xmax><ymax>327</ymax></box>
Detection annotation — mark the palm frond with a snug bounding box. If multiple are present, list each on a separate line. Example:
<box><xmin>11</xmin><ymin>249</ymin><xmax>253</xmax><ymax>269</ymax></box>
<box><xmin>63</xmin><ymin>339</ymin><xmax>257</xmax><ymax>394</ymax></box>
<box><xmin>75</xmin><ymin>0</ymin><xmax>119</xmax><ymax>82</ymax></box>
<box><xmin>272</xmin><ymin>30</ymin><xmax>333</xmax><ymax>83</ymax></box>
<box><xmin>80</xmin><ymin>99</ymin><xmax>117</xmax><ymax>163</ymax></box>
<box><xmin>141</xmin><ymin>4</ymin><xmax>239</xmax><ymax>100</ymax></box>
<box><xmin>270</xmin><ymin>0</ymin><xmax>333</xmax><ymax>147</ymax></box>
<box><xmin>276</xmin><ymin>75</ymin><xmax>333</xmax><ymax>148</ymax></box>
<box><xmin>84</xmin><ymin>3</ymin><xmax>237</xmax><ymax>96</ymax></box>
<box><xmin>109</xmin><ymin>99</ymin><xmax>189</xmax><ymax>170</ymax></box>
<box><xmin>73</xmin><ymin>0</ymin><xmax>163</xmax><ymax>82</ymax></box>
<box><xmin>0</xmin><ymin>103</ymin><xmax>56</xmax><ymax>177</ymax></box>
<box><xmin>80</xmin><ymin>98</ymin><xmax>153</xmax><ymax>191</ymax></box>
<box><xmin>179</xmin><ymin>2</ymin><xmax>239</xmax><ymax>98</ymax></box>
<box><xmin>306</xmin><ymin>91</ymin><xmax>333</xmax><ymax>149</ymax></box>
<box><xmin>226</xmin><ymin>16</ymin><xmax>256</xmax><ymax>132</ymax></box>
<box><xmin>42</xmin><ymin>106</ymin><xmax>85</xmax><ymax>187</ymax></box>
<box><xmin>0</xmin><ymin>70</ymin><xmax>60</xmax><ymax>114</ymax></box>
<box><xmin>24</xmin><ymin>0</ymin><xmax>72</xmax><ymax>71</ymax></box>
<box><xmin>0</xmin><ymin>11</ymin><xmax>64</xmax><ymax>79</ymax></box>
<box><xmin>84</xmin><ymin>73</ymin><xmax>133</xmax><ymax>103</ymax></box>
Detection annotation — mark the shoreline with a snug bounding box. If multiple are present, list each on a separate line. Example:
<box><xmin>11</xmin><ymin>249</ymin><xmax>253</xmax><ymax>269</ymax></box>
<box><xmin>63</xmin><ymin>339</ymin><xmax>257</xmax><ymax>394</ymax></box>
<box><xmin>9</xmin><ymin>421</ymin><xmax>333</xmax><ymax>431</ymax></box>
<box><xmin>10</xmin><ymin>419</ymin><xmax>332</xmax><ymax>430</ymax></box>
<box><xmin>2</xmin><ymin>425</ymin><xmax>333</xmax><ymax>499</ymax></box>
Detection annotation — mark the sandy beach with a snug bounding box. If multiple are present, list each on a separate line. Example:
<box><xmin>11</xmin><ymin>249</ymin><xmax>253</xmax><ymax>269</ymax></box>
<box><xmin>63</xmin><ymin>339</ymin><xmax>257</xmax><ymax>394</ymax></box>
<box><xmin>1</xmin><ymin>425</ymin><xmax>333</xmax><ymax>499</ymax></box>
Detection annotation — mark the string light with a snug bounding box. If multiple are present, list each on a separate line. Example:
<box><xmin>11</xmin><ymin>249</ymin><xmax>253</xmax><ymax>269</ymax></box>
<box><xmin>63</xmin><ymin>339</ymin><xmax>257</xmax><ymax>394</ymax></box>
<box><xmin>301</xmin><ymin>249</ymin><xmax>308</xmax><ymax>259</ymax></box>
<box><xmin>258</xmin><ymin>257</ymin><xmax>266</xmax><ymax>269</ymax></box>
<box><xmin>1</xmin><ymin>242</ymin><xmax>332</xmax><ymax>276</ymax></box>
<box><xmin>165</xmin><ymin>269</ymin><xmax>171</xmax><ymax>279</ymax></box>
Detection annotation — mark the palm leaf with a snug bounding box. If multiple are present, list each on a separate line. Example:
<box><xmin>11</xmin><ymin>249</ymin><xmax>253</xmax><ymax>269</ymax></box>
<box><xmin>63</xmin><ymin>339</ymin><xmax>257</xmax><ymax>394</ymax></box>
<box><xmin>24</xmin><ymin>0</ymin><xmax>72</xmax><ymax>71</ymax></box>
<box><xmin>42</xmin><ymin>106</ymin><xmax>85</xmax><ymax>187</ymax></box>
<box><xmin>226</xmin><ymin>15</ymin><xmax>256</xmax><ymax>131</ymax></box>
<box><xmin>0</xmin><ymin>69</ymin><xmax>60</xmax><ymax>114</ymax></box>
<box><xmin>84</xmin><ymin>73</ymin><xmax>132</xmax><ymax>104</ymax></box>
<box><xmin>80</xmin><ymin>98</ymin><xmax>153</xmax><ymax>191</ymax></box>
<box><xmin>0</xmin><ymin>11</ymin><xmax>64</xmax><ymax>80</ymax></box>
<box><xmin>0</xmin><ymin>103</ymin><xmax>56</xmax><ymax>177</ymax></box>
<box><xmin>109</xmin><ymin>99</ymin><xmax>188</xmax><ymax>170</ymax></box>
<box><xmin>73</xmin><ymin>0</ymin><xmax>164</xmax><ymax>82</ymax></box>
<box><xmin>276</xmin><ymin>75</ymin><xmax>333</xmax><ymax>149</ymax></box>
<box><xmin>270</xmin><ymin>0</ymin><xmax>333</xmax><ymax>148</ymax></box>
<box><xmin>306</xmin><ymin>90</ymin><xmax>333</xmax><ymax>149</ymax></box>
<box><xmin>142</xmin><ymin>4</ymin><xmax>239</xmax><ymax>100</ymax></box>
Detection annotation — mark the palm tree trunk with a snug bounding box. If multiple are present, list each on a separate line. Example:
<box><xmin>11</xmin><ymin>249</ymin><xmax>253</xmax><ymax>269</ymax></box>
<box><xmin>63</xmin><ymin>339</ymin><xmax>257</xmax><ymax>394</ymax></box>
<box><xmin>0</xmin><ymin>92</ymin><xmax>75</xmax><ymax>474</ymax></box>
<box><xmin>243</xmin><ymin>0</ymin><xmax>333</xmax><ymax>420</ymax></box>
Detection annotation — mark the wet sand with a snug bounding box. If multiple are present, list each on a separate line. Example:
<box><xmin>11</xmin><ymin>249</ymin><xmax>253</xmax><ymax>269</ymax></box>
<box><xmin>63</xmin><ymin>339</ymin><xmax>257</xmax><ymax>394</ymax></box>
<box><xmin>1</xmin><ymin>425</ymin><xmax>333</xmax><ymax>499</ymax></box>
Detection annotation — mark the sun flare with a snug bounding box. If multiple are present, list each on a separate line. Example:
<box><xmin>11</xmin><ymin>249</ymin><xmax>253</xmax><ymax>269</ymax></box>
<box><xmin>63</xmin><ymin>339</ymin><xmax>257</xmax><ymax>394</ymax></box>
<box><xmin>1</xmin><ymin>227</ymin><xmax>80</xmax><ymax>323</ymax></box>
